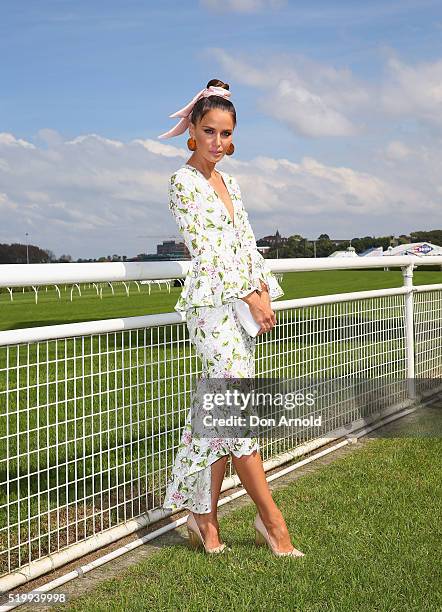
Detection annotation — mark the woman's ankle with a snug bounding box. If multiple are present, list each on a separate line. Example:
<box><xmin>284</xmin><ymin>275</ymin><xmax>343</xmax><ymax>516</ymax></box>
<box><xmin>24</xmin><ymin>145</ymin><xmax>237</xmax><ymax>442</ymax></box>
<box><xmin>192</xmin><ymin>513</ymin><xmax>222</xmax><ymax>546</ymax></box>
<box><xmin>258</xmin><ymin>505</ymin><xmax>284</xmax><ymax>527</ymax></box>
<box><xmin>193</xmin><ymin>513</ymin><xmax>219</xmax><ymax>533</ymax></box>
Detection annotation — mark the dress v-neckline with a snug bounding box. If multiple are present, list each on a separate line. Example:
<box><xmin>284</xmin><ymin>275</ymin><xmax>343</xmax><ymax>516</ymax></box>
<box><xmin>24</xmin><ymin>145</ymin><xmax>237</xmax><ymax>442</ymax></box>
<box><xmin>184</xmin><ymin>163</ymin><xmax>235</xmax><ymax>227</ymax></box>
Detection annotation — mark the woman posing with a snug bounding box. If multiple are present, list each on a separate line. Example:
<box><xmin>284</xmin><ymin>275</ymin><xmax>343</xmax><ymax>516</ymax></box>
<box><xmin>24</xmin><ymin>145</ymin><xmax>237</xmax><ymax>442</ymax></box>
<box><xmin>158</xmin><ymin>79</ymin><xmax>304</xmax><ymax>558</ymax></box>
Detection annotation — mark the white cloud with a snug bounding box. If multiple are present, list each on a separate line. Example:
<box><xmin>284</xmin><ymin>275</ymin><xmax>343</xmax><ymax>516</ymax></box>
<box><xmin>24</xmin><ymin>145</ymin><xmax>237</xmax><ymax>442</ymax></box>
<box><xmin>376</xmin><ymin>137</ymin><xmax>442</xmax><ymax>207</ymax></box>
<box><xmin>384</xmin><ymin>141</ymin><xmax>413</xmax><ymax>161</ymax></box>
<box><xmin>233</xmin><ymin>154</ymin><xmax>417</xmax><ymax>220</ymax></box>
<box><xmin>207</xmin><ymin>48</ymin><xmax>370</xmax><ymax>137</ymax></box>
<box><xmin>1</xmin><ymin>129</ymin><xmax>440</xmax><ymax>258</ymax></box>
<box><xmin>207</xmin><ymin>47</ymin><xmax>442</xmax><ymax>138</ymax></box>
<box><xmin>202</xmin><ymin>1</ymin><xmax>440</xmax><ymax>24</ymax></box>
<box><xmin>380</xmin><ymin>53</ymin><xmax>442</xmax><ymax>128</ymax></box>
<box><xmin>132</xmin><ymin>138</ymin><xmax>187</xmax><ymax>158</ymax></box>
<box><xmin>258</xmin><ymin>79</ymin><xmax>357</xmax><ymax>137</ymax></box>
<box><xmin>200</xmin><ymin>0</ymin><xmax>287</xmax><ymax>13</ymax></box>
<box><xmin>66</xmin><ymin>133</ymin><xmax>124</xmax><ymax>148</ymax></box>
<box><xmin>36</xmin><ymin>129</ymin><xmax>65</xmax><ymax>148</ymax></box>
<box><xmin>0</xmin><ymin>193</ymin><xmax>18</xmax><ymax>211</ymax></box>
<box><xmin>0</xmin><ymin>133</ymin><xmax>36</xmax><ymax>149</ymax></box>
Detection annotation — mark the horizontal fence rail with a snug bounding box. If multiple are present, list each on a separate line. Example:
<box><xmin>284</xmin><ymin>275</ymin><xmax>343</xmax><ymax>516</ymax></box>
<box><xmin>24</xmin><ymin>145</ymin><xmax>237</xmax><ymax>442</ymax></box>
<box><xmin>1</xmin><ymin>255</ymin><xmax>441</xmax><ymax>288</ymax></box>
<box><xmin>0</xmin><ymin>257</ymin><xmax>441</xmax><ymax>591</ymax></box>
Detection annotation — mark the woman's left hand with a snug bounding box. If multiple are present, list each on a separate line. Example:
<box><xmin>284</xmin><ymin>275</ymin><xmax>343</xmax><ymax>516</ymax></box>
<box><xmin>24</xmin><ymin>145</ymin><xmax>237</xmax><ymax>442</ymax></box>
<box><xmin>258</xmin><ymin>287</ymin><xmax>276</xmax><ymax>332</ymax></box>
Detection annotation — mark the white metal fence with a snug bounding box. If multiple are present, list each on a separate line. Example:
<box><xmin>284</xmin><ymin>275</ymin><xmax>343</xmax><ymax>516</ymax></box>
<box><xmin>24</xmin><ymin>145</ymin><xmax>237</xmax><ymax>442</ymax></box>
<box><xmin>0</xmin><ymin>257</ymin><xmax>441</xmax><ymax>591</ymax></box>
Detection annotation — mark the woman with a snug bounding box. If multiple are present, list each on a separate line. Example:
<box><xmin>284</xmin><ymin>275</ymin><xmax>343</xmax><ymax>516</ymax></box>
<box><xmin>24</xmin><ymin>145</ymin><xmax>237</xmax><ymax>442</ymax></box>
<box><xmin>158</xmin><ymin>79</ymin><xmax>304</xmax><ymax>557</ymax></box>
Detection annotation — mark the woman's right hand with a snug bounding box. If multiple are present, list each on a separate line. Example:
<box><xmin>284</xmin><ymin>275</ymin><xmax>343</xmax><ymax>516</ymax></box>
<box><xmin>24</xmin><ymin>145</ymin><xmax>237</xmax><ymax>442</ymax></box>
<box><xmin>241</xmin><ymin>291</ymin><xmax>276</xmax><ymax>335</ymax></box>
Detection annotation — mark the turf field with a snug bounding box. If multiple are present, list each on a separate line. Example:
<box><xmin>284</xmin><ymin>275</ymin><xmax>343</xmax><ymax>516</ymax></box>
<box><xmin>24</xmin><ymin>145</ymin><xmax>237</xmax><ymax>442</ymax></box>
<box><xmin>61</xmin><ymin>435</ymin><xmax>442</xmax><ymax>612</ymax></box>
<box><xmin>1</xmin><ymin>269</ymin><xmax>441</xmax><ymax>332</ymax></box>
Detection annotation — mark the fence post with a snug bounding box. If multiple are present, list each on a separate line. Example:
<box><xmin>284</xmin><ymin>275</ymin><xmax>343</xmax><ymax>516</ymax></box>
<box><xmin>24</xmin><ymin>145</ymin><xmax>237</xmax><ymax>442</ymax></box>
<box><xmin>402</xmin><ymin>262</ymin><xmax>416</xmax><ymax>400</ymax></box>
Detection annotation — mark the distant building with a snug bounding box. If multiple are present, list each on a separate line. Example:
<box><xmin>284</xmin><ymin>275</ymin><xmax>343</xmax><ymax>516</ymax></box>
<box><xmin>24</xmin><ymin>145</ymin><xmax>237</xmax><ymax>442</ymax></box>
<box><xmin>257</xmin><ymin>230</ymin><xmax>288</xmax><ymax>248</ymax></box>
<box><xmin>257</xmin><ymin>246</ymin><xmax>271</xmax><ymax>256</ymax></box>
<box><xmin>330</xmin><ymin>242</ymin><xmax>442</xmax><ymax>259</ymax></box>
<box><xmin>386</xmin><ymin>242</ymin><xmax>442</xmax><ymax>257</ymax></box>
<box><xmin>359</xmin><ymin>247</ymin><xmax>384</xmax><ymax>257</ymax></box>
<box><xmin>157</xmin><ymin>240</ymin><xmax>190</xmax><ymax>260</ymax></box>
<box><xmin>329</xmin><ymin>245</ymin><xmax>359</xmax><ymax>258</ymax></box>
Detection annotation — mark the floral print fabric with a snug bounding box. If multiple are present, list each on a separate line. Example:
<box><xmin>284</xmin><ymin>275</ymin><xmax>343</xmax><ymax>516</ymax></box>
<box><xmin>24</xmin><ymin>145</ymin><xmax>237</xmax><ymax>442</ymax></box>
<box><xmin>168</xmin><ymin>164</ymin><xmax>284</xmax><ymax>312</ymax></box>
<box><xmin>162</xmin><ymin>164</ymin><xmax>284</xmax><ymax>514</ymax></box>
<box><xmin>162</xmin><ymin>302</ymin><xmax>259</xmax><ymax>514</ymax></box>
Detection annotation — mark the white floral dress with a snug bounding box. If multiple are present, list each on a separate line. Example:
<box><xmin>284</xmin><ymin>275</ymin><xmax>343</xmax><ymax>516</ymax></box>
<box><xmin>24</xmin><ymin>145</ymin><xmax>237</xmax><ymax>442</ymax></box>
<box><xmin>162</xmin><ymin>164</ymin><xmax>284</xmax><ymax>514</ymax></box>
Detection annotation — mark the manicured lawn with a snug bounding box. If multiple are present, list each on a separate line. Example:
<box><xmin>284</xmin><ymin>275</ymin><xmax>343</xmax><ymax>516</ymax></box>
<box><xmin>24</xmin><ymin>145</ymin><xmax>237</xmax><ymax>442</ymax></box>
<box><xmin>0</xmin><ymin>269</ymin><xmax>440</xmax><ymax>332</ymax></box>
<box><xmin>59</xmin><ymin>436</ymin><xmax>442</xmax><ymax>612</ymax></box>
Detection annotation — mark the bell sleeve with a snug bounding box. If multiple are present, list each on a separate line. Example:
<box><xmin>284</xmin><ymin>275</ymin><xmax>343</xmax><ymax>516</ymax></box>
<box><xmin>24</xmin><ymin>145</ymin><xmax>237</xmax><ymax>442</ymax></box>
<box><xmin>235</xmin><ymin>189</ymin><xmax>284</xmax><ymax>301</ymax></box>
<box><xmin>168</xmin><ymin>171</ymin><xmax>264</xmax><ymax>311</ymax></box>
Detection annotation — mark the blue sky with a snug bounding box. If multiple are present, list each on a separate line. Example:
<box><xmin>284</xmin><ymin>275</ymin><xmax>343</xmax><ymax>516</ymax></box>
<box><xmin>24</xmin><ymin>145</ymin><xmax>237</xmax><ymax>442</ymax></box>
<box><xmin>1</xmin><ymin>0</ymin><xmax>441</xmax><ymax>258</ymax></box>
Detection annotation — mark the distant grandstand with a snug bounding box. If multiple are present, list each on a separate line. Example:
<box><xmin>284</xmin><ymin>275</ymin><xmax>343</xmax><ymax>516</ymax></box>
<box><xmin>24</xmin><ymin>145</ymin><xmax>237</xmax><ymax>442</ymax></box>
<box><xmin>331</xmin><ymin>242</ymin><xmax>442</xmax><ymax>258</ymax></box>
<box><xmin>359</xmin><ymin>246</ymin><xmax>384</xmax><ymax>257</ymax></box>
<box><xmin>385</xmin><ymin>242</ymin><xmax>442</xmax><ymax>257</ymax></box>
<box><xmin>329</xmin><ymin>245</ymin><xmax>358</xmax><ymax>258</ymax></box>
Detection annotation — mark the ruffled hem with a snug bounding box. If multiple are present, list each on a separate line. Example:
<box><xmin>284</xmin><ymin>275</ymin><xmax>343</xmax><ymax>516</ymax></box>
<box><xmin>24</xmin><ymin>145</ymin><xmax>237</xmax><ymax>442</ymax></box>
<box><xmin>174</xmin><ymin>253</ymin><xmax>265</xmax><ymax>311</ymax></box>
<box><xmin>162</xmin><ymin>438</ymin><xmax>260</xmax><ymax>513</ymax></box>
<box><xmin>249</xmin><ymin>249</ymin><xmax>285</xmax><ymax>300</ymax></box>
<box><xmin>173</xmin><ymin>250</ymin><xmax>284</xmax><ymax>312</ymax></box>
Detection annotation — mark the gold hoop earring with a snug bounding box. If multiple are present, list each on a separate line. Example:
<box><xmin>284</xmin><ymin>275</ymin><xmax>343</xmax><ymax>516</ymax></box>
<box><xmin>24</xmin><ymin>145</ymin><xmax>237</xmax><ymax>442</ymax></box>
<box><xmin>187</xmin><ymin>137</ymin><xmax>196</xmax><ymax>151</ymax></box>
<box><xmin>226</xmin><ymin>143</ymin><xmax>235</xmax><ymax>156</ymax></box>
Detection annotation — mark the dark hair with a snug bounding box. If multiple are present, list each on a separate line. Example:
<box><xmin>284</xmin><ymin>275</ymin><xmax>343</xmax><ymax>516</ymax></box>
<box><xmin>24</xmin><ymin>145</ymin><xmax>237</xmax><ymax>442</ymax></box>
<box><xmin>190</xmin><ymin>79</ymin><xmax>237</xmax><ymax>129</ymax></box>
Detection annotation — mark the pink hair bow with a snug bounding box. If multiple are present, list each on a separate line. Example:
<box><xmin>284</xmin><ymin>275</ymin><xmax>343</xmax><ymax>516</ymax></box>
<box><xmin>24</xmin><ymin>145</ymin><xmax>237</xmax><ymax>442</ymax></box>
<box><xmin>157</xmin><ymin>86</ymin><xmax>232</xmax><ymax>139</ymax></box>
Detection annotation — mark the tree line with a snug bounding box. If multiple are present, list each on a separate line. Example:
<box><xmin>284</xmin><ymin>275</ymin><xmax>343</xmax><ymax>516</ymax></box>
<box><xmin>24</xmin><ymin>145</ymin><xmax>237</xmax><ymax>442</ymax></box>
<box><xmin>263</xmin><ymin>230</ymin><xmax>442</xmax><ymax>259</ymax></box>
<box><xmin>1</xmin><ymin>229</ymin><xmax>441</xmax><ymax>264</ymax></box>
<box><xmin>0</xmin><ymin>243</ymin><xmax>57</xmax><ymax>264</ymax></box>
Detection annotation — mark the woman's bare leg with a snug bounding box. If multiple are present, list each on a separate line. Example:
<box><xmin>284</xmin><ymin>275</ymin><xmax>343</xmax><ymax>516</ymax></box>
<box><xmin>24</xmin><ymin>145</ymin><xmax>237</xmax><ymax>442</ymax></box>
<box><xmin>232</xmin><ymin>449</ymin><xmax>297</xmax><ymax>553</ymax></box>
<box><xmin>191</xmin><ymin>455</ymin><xmax>229</xmax><ymax>548</ymax></box>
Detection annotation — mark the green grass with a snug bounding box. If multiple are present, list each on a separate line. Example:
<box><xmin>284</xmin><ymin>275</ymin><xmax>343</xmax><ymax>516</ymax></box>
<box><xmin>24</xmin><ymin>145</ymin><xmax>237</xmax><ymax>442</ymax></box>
<box><xmin>58</xmin><ymin>436</ymin><xmax>442</xmax><ymax>612</ymax></box>
<box><xmin>0</xmin><ymin>269</ymin><xmax>441</xmax><ymax>332</ymax></box>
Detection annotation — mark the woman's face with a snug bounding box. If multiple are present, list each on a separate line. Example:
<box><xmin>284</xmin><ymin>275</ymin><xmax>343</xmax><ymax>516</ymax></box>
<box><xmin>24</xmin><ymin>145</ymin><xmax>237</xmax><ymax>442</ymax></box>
<box><xmin>190</xmin><ymin>109</ymin><xmax>234</xmax><ymax>163</ymax></box>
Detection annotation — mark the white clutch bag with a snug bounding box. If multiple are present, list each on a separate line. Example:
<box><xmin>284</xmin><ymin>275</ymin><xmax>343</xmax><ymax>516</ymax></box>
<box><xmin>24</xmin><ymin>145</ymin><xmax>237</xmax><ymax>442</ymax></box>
<box><xmin>233</xmin><ymin>299</ymin><xmax>261</xmax><ymax>337</ymax></box>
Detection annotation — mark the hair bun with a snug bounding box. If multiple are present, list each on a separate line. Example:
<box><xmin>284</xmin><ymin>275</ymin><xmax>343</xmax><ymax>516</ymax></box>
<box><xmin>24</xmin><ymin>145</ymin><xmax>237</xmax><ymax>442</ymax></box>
<box><xmin>206</xmin><ymin>78</ymin><xmax>229</xmax><ymax>91</ymax></box>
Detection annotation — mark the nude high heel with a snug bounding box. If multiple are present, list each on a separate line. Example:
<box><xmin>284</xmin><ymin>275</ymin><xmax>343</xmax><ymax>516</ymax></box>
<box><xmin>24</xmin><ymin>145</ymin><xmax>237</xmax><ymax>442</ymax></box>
<box><xmin>254</xmin><ymin>514</ymin><xmax>305</xmax><ymax>557</ymax></box>
<box><xmin>186</xmin><ymin>513</ymin><xmax>227</xmax><ymax>554</ymax></box>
